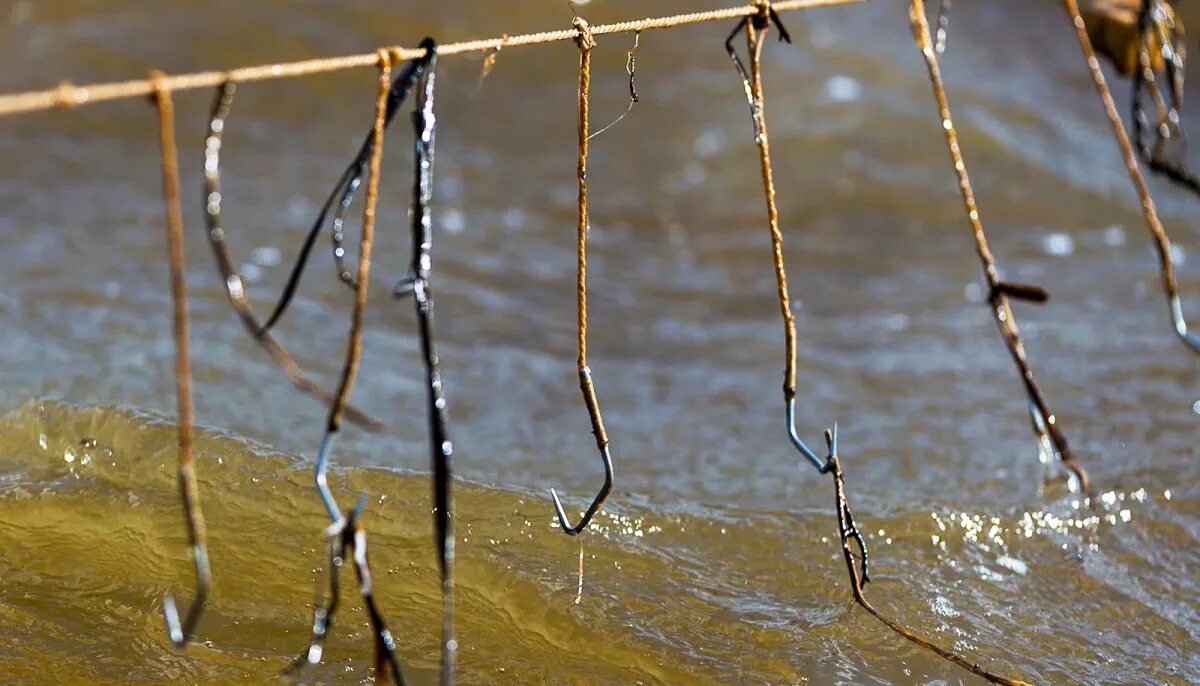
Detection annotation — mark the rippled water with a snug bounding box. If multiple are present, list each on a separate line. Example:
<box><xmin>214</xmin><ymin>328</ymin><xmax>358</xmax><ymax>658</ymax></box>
<box><xmin>1</xmin><ymin>1</ymin><xmax>1199</xmax><ymax>684</ymax></box>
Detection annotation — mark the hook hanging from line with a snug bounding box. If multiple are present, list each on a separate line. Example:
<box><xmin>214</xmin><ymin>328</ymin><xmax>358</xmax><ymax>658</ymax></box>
<box><xmin>388</xmin><ymin>40</ymin><xmax>457</xmax><ymax>686</ymax></box>
<box><xmin>910</xmin><ymin>0</ymin><xmax>1091</xmax><ymax>494</ymax></box>
<box><xmin>151</xmin><ymin>71</ymin><xmax>212</xmax><ymax>649</ymax></box>
<box><xmin>1066</xmin><ymin>0</ymin><xmax>1200</xmax><ymax>356</ymax></box>
<box><xmin>549</xmin><ymin>17</ymin><xmax>617</xmax><ymax>537</ymax></box>
<box><xmin>202</xmin><ymin>80</ymin><xmax>382</xmax><ymax>431</ymax></box>
<box><xmin>726</xmin><ymin>5</ymin><xmax>838</xmax><ymax>477</ymax></box>
<box><xmin>287</xmin><ymin>47</ymin><xmax>412</xmax><ymax>686</ymax></box>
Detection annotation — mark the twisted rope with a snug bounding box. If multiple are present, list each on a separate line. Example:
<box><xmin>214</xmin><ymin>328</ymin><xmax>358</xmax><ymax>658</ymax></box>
<box><xmin>0</xmin><ymin>0</ymin><xmax>861</xmax><ymax>117</ymax></box>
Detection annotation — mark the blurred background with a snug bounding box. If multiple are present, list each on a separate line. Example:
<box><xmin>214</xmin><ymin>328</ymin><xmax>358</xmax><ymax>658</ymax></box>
<box><xmin>0</xmin><ymin>1</ymin><xmax>1197</xmax><ymax>684</ymax></box>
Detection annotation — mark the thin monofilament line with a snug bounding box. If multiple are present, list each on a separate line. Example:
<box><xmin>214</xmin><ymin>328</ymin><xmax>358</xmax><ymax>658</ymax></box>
<box><xmin>0</xmin><ymin>0</ymin><xmax>861</xmax><ymax>117</ymax></box>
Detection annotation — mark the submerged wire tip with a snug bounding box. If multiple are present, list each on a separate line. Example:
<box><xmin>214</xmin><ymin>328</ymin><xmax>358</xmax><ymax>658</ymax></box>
<box><xmin>162</xmin><ymin>595</ymin><xmax>184</xmax><ymax>646</ymax></box>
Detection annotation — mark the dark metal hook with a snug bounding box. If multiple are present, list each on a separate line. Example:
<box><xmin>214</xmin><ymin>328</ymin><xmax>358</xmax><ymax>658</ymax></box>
<box><xmin>162</xmin><ymin>522</ymin><xmax>211</xmax><ymax>646</ymax></box>
<box><xmin>826</xmin><ymin>430</ymin><xmax>869</xmax><ymax>585</ymax></box>
<box><xmin>550</xmin><ymin>368</ymin><xmax>615</xmax><ymax>535</ymax></box>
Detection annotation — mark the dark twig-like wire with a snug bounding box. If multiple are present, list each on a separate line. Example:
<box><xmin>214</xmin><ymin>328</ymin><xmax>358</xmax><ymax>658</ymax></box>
<box><xmin>390</xmin><ymin>38</ymin><xmax>456</xmax><ymax>686</ymax></box>
<box><xmin>152</xmin><ymin>71</ymin><xmax>211</xmax><ymax>649</ymax></box>
<box><xmin>825</xmin><ymin>437</ymin><xmax>1032</xmax><ymax>686</ymax></box>
<box><xmin>910</xmin><ymin>0</ymin><xmax>1091</xmax><ymax>494</ymax></box>
<box><xmin>548</xmin><ymin>18</ymin><xmax>617</xmax><ymax>537</ymax></box>
<box><xmin>1063</xmin><ymin>0</ymin><xmax>1200</xmax><ymax>355</ymax></box>
<box><xmin>202</xmin><ymin>81</ymin><xmax>382</xmax><ymax>431</ymax></box>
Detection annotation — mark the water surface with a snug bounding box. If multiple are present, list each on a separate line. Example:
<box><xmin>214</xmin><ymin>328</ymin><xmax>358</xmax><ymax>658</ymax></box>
<box><xmin>0</xmin><ymin>1</ymin><xmax>1198</xmax><ymax>683</ymax></box>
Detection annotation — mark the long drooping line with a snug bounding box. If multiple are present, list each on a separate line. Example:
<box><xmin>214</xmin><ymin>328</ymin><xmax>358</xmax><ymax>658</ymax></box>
<box><xmin>1063</xmin><ymin>0</ymin><xmax>1200</xmax><ymax>355</ymax></box>
<box><xmin>201</xmin><ymin>81</ymin><xmax>381</xmax><ymax>431</ymax></box>
<box><xmin>286</xmin><ymin>50</ymin><xmax>407</xmax><ymax>685</ymax></box>
<box><xmin>548</xmin><ymin>17</ymin><xmax>616</xmax><ymax>537</ymax></box>
<box><xmin>151</xmin><ymin>71</ymin><xmax>211</xmax><ymax>649</ymax></box>
<box><xmin>909</xmin><ymin>0</ymin><xmax>1090</xmax><ymax>494</ymax></box>
<box><xmin>389</xmin><ymin>38</ymin><xmax>457</xmax><ymax>686</ymax></box>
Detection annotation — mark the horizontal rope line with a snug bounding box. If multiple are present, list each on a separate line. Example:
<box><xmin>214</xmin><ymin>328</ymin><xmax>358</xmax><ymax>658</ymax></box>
<box><xmin>0</xmin><ymin>0</ymin><xmax>862</xmax><ymax>118</ymax></box>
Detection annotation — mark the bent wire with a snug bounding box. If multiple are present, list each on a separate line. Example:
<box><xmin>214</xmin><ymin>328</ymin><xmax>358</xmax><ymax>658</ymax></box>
<box><xmin>152</xmin><ymin>73</ymin><xmax>211</xmax><ymax>647</ymax></box>
<box><xmin>261</xmin><ymin>48</ymin><xmax>436</xmax><ymax>333</ymax></box>
<box><xmin>286</xmin><ymin>498</ymin><xmax>405</xmax><ymax>685</ymax></box>
<box><xmin>388</xmin><ymin>41</ymin><xmax>457</xmax><ymax>686</ymax></box>
<box><xmin>726</xmin><ymin>6</ymin><xmax>839</xmax><ymax>478</ymax></box>
<box><xmin>910</xmin><ymin>0</ymin><xmax>1091</xmax><ymax>493</ymax></box>
<box><xmin>202</xmin><ymin>80</ymin><xmax>382</xmax><ymax>430</ymax></box>
<box><xmin>285</xmin><ymin>48</ymin><xmax>409</xmax><ymax>685</ymax></box>
<box><xmin>1061</xmin><ymin>0</ymin><xmax>1200</xmax><ymax>355</ymax></box>
<box><xmin>1131</xmin><ymin>0</ymin><xmax>1200</xmax><ymax>194</ymax></box>
<box><xmin>548</xmin><ymin>18</ymin><xmax>616</xmax><ymax>537</ymax></box>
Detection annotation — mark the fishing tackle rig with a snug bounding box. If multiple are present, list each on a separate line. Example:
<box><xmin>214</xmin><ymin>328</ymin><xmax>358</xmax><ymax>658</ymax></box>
<box><xmin>546</xmin><ymin>18</ymin><xmax>618</xmax><ymax>537</ymax></box>
<box><xmin>280</xmin><ymin>49</ymin><xmax>408</xmax><ymax>685</ymax></box>
<box><xmin>202</xmin><ymin>83</ymin><xmax>381</xmax><ymax>431</ymax></box>
<box><xmin>724</xmin><ymin>5</ymin><xmax>1035</xmax><ymax>683</ymax></box>
<box><xmin>1131</xmin><ymin>0</ymin><xmax>1198</xmax><ymax>195</ymax></box>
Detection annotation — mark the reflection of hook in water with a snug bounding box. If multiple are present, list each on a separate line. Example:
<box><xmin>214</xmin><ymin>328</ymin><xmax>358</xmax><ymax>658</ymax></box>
<box><xmin>201</xmin><ymin>80</ymin><xmax>382</xmax><ymax>431</ymax></box>
<box><xmin>726</xmin><ymin>6</ymin><xmax>837</xmax><ymax>477</ymax></box>
<box><xmin>150</xmin><ymin>71</ymin><xmax>212</xmax><ymax>649</ymax></box>
<box><xmin>549</xmin><ymin>19</ymin><xmax>617</xmax><ymax>537</ymax></box>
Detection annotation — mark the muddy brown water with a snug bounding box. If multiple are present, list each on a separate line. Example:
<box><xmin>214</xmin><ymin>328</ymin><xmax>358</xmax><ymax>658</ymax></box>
<box><xmin>0</xmin><ymin>1</ymin><xmax>1198</xmax><ymax>684</ymax></box>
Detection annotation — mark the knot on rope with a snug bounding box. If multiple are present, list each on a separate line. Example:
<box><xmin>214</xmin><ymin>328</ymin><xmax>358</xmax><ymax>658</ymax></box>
<box><xmin>574</xmin><ymin>17</ymin><xmax>597</xmax><ymax>51</ymax></box>
<box><xmin>375</xmin><ymin>48</ymin><xmax>393</xmax><ymax>71</ymax></box>
<box><xmin>148</xmin><ymin>70</ymin><xmax>171</xmax><ymax>106</ymax></box>
<box><xmin>52</xmin><ymin>81</ymin><xmax>86</xmax><ymax>109</ymax></box>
